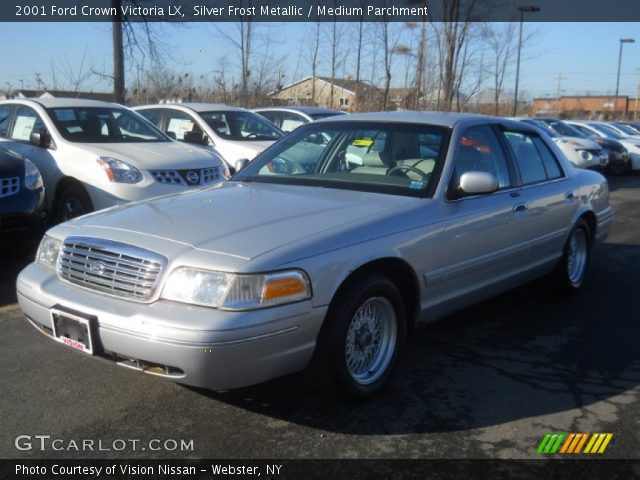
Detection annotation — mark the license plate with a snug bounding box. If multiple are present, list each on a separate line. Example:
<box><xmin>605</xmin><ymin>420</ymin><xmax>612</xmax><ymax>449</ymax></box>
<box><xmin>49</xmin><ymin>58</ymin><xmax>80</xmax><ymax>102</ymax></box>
<box><xmin>50</xmin><ymin>309</ymin><xmax>94</xmax><ymax>355</ymax></box>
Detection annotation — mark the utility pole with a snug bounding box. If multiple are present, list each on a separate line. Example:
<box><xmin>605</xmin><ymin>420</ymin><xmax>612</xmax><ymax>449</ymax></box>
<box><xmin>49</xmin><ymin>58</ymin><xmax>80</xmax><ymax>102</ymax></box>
<box><xmin>554</xmin><ymin>74</ymin><xmax>567</xmax><ymax>115</ymax></box>
<box><xmin>615</xmin><ymin>38</ymin><xmax>635</xmax><ymax>119</ymax></box>
<box><xmin>513</xmin><ymin>5</ymin><xmax>540</xmax><ymax>116</ymax></box>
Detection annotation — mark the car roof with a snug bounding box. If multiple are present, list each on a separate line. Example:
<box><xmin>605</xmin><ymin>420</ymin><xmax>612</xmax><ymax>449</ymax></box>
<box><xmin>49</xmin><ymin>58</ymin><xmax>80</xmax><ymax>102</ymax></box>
<box><xmin>254</xmin><ymin>106</ymin><xmax>345</xmax><ymax>115</ymax></box>
<box><xmin>313</xmin><ymin>111</ymin><xmax>495</xmax><ymax>128</ymax></box>
<box><xmin>4</xmin><ymin>97</ymin><xmax>122</xmax><ymax>109</ymax></box>
<box><xmin>136</xmin><ymin>103</ymin><xmax>248</xmax><ymax>113</ymax></box>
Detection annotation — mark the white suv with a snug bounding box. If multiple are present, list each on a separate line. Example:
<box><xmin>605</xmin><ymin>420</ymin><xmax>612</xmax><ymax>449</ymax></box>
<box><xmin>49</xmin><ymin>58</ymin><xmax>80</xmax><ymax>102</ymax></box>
<box><xmin>0</xmin><ymin>98</ymin><xmax>228</xmax><ymax>223</ymax></box>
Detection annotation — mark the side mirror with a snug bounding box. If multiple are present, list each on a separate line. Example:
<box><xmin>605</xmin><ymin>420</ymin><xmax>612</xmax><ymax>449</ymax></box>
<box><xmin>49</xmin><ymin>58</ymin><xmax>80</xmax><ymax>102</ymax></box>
<box><xmin>457</xmin><ymin>171</ymin><xmax>499</xmax><ymax>196</ymax></box>
<box><xmin>29</xmin><ymin>130</ymin><xmax>52</xmax><ymax>148</ymax></box>
<box><xmin>234</xmin><ymin>158</ymin><xmax>250</xmax><ymax>172</ymax></box>
<box><xmin>183</xmin><ymin>131</ymin><xmax>207</xmax><ymax>145</ymax></box>
<box><xmin>166</xmin><ymin>131</ymin><xmax>177</xmax><ymax>140</ymax></box>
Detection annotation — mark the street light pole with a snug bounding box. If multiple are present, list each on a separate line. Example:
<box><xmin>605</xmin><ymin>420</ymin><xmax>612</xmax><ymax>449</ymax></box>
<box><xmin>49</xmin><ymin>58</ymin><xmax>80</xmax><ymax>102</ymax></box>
<box><xmin>513</xmin><ymin>5</ymin><xmax>540</xmax><ymax>117</ymax></box>
<box><xmin>614</xmin><ymin>38</ymin><xmax>635</xmax><ymax>119</ymax></box>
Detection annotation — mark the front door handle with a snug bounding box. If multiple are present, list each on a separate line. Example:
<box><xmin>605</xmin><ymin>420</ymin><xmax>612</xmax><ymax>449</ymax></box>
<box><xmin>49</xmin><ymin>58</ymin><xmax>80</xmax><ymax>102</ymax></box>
<box><xmin>565</xmin><ymin>191</ymin><xmax>575</xmax><ymax>200</ymax></box>
<box><xmin>513</xmin><ymin>203</ymin><xmax>528</xmax><ymax>213</ymax></box>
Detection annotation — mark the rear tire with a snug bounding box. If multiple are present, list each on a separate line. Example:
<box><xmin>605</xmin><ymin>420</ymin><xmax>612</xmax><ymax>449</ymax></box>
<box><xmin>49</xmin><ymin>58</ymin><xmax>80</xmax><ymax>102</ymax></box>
<box><xmin>310</xmin><ymin>274</ymin><xmax>406</xmax><ymax>400</ymax></box>
<box><xmin>554</xmin><ymin>218</ymin><xmax>591</xmax><ymax>291</ymax></box>
<box><xmin>53</xmin><ymin>183</ymin><xmax>93</xmax><ymax>224</ymax></box>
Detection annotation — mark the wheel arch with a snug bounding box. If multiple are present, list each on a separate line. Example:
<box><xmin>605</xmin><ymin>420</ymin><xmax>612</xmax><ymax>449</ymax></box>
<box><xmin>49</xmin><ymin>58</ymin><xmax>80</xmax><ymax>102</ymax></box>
<box><xmin>325</xmin><ymin>257</ymin><xmax>421</xmax><ymax>330</ymax></box>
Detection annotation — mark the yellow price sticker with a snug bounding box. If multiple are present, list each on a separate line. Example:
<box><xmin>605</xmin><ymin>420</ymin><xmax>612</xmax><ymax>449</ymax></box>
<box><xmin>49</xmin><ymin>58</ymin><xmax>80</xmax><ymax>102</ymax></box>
<box><xmin>352</xmin><ymin>138</ymin><xmax>374</xmax><ymax>147</ymax></box>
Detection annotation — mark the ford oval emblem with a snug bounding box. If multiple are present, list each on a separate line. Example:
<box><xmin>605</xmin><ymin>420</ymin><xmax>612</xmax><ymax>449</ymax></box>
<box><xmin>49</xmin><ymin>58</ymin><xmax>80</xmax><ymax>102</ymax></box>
<box><xmin>186</xmin><ymin>171</ymin><xmax>200</xmax><ymax>185</ymax></box>
<box><xmin>88</xmin><ymin>261</ymin><xmax>107</xmax><ymax>275</ymax></box>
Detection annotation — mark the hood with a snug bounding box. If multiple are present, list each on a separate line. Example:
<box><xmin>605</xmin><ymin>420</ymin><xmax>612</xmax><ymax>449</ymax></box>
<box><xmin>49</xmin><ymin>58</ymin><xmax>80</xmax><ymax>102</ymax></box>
<box><xmin>554</xmin><ymin>136</ymin><xmax>602</xmax><ymax>150</ymax></box>
<box><xmin>216</xmin><ymin>140</ymin><xmax>275</xmax><ymax>162</ymax></box>
<box><xmin>67</xmin><ymin>182</ymin><xmax>419</xmax><ymax>269</ymax></box>
<box><xmin>76</xmin><ymin>141</ymin><xmax>223</xmax><ymax>170</ymax></box>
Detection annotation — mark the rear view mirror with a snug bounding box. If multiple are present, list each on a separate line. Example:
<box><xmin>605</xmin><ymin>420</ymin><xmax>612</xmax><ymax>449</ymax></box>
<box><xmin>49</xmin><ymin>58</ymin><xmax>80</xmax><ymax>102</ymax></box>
<box><xmin>457</xmin><ymin>171</ymin><xmax>499</xmax><ymax>196</ymax></box>
<box><xmin>29</xmin><ymin>130</ymin><xmax>52</xmax><ymax>148</ymax></box>
<box><xmin>183</xmin><ymin>131</ymin><xmax>208</xmax><ymax>145</ymax></box>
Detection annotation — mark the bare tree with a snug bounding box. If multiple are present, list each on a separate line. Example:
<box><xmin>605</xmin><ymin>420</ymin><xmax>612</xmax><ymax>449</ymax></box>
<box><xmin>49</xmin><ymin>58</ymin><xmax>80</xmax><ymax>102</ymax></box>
<box><xmin>483</xmin><ymin>23</ymin><xmax>517</xmax><ymax>115</ymax></box>
<box><xmin>379</xmin><ymin>20</ymin><xmax>402</xmax><ymax>110</ymax></box>
<box><xmin>432</xmin><ymin>0</ymin><xmax>478</xmax><ymax>111</ymax></box>
<box><xmin>50</xmin><ymin>49</ymin><xmax>97</xmax><ymax>93</ymax></box>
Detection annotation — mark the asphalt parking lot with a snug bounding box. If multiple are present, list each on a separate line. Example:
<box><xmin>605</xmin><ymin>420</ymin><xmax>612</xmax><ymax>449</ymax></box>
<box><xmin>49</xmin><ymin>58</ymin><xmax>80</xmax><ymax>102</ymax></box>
<box><xmin>1</xmin><ymin>175</ymin><xmax>639</xmax><ymax>460</ymax></box>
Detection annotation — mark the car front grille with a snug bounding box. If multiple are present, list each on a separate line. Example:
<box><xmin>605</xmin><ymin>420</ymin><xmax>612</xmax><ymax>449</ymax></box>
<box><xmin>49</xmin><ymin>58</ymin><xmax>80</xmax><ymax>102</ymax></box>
<box><xmin>0</xmin><ymin>177</ymin><xmax>20</xmax><ymax>198</ymax></box>
<box><xmin>58</xmin><ymin>237</ymin><xmax>167</xmax><ymax>301</ymax></box>
<box><xmin>151</xmin><ymin>166</ymin><xmax>222</xmax><ymax>186</ymax></box>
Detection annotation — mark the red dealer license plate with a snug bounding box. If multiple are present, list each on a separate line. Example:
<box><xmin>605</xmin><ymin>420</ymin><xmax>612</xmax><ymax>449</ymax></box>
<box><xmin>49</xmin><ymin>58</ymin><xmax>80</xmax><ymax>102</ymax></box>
<box><xmin>50</xmin><ymin>309</ymin><xmax>94</xmax><ymax>355</ymax></box>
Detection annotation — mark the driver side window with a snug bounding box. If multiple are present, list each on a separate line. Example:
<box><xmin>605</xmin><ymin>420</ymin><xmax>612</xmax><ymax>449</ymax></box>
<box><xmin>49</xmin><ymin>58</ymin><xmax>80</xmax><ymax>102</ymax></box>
<box><xmin>450</xmin><ymin>125</ymin><xmax>512</xmax><ymax>194</ymax></box>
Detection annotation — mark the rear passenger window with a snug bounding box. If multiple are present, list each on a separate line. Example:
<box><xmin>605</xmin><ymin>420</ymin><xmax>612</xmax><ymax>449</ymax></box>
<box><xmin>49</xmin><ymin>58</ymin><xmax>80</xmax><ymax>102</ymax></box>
<box><xmin>533</xmin><ymin>137</ymin><xmax>563</xmax><ymax>180</ymax></box>
<box><xmin>503</xmin><ymin>131</ymin><xmax>563</xmax><ymax>185</ymax></box>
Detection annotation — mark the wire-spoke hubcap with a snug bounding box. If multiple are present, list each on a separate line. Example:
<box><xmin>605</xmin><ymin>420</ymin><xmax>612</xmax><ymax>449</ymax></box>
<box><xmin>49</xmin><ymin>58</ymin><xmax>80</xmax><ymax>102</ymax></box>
<box><xmin>567</xmin><ymin>228</ymin><xmax>588</xmax><ymax>285</ymax></box>
<box><xmin>345</xmin><ymin>297</ymin><xmax>397</xmax><ymax>385</ymax></box>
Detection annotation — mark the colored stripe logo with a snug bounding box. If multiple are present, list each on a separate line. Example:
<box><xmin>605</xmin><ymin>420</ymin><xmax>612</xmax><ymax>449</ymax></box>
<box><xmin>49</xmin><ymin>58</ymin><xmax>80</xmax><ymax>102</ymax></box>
<box><xmin>537</xmin><ymin>433</ymin><xmax>613</xmax><ymax>454</ymax></box>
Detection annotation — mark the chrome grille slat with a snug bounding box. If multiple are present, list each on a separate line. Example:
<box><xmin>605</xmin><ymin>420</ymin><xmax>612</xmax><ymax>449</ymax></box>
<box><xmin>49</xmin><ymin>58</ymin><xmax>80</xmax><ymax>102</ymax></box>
<box><xmin>61</xmin><ymin>246</ymin><xmax>161</xmax><ymax>273</ymax></box>
<box><xmin>151</xmin><ymin>167</ymin><xmax>221</xmax><ymax>186</ymax></box>
<box><xmin>0</xmin><ymin>177</ymin><xmax>20</xmax><ymax>198</ymax></box>
<box><xmin>57</xmin><ymin>237</ymin><xmax>167</xmax><ymax>302</ymax></box>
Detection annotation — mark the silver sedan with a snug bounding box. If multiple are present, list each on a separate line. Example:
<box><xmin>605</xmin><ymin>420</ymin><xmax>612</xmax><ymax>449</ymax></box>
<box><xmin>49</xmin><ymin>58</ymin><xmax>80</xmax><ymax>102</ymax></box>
<box><xmin>17</xmin><ymin>112</ymin><xmax>613</xmax><ymax>398</ymax></box>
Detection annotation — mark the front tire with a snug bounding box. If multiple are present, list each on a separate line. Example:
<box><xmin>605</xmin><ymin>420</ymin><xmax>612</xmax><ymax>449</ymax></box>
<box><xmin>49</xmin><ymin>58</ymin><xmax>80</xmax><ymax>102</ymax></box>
<box><xmin>53</xmin><ymin>183</ymin><xmax>93</xmax><ymax>224</ymax></box>
<box><xmin>312</xmin><ymin>274</ymin><xmax>406</xmax><ymax>399</ymax></box>
<box><xmin>555</xmin><ymin>218</ymin><xmax>591</xmax><ymax>290</ymax></box>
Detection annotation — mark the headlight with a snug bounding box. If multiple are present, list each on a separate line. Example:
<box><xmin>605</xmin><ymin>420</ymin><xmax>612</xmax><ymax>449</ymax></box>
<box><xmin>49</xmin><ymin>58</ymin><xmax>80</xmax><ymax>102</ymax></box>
<box><xmin>161</xmin><ymin>268</ymin><xmax>311</xmax><ymax>310</ymax></box>
<box><xmin>24</xmin><ymin>158</ymin><xmax>43</xmax><ymax>190</ymax></box>
<box><xmin>36</xmin><ymin>235</ymin><xmax>62</xmax><ymax>270</ymax></box>
<box><xmin>97</xmin><ymin>157</ymin><xmax>143</xmax><ymax>184</ymax></box>
<box><xmin>576</xmin><ymin>150</ymin><xmax>592</xmax><ymax>160</ymax></box>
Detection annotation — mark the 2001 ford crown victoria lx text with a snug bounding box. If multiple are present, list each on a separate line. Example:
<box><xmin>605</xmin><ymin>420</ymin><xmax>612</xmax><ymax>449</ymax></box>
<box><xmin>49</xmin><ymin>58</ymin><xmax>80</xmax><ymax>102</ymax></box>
<box><xmin>17</xmin><ymin>112</ymin><xmax>614</xmax><ymax>398</ymax></box>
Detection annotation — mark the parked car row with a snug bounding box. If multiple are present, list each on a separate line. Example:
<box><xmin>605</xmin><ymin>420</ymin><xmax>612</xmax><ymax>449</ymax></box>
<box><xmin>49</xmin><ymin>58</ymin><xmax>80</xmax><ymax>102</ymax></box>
<box><xmin>512</xmin><ymin>116</ymin><xmax>640</xmax><ymax>175</ymax></box>
<box><xmin>15</xmin><ymin>108</ymin><xmax>614</xmax><ymax>399</ymax></box>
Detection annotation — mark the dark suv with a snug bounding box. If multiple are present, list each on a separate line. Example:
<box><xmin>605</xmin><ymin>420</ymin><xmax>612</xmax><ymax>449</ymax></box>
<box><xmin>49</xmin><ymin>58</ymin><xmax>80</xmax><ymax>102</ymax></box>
<box><xmin>0</xmin><ymin>148</ymin><xmax>45</xmax><ymax>242</ymax></box>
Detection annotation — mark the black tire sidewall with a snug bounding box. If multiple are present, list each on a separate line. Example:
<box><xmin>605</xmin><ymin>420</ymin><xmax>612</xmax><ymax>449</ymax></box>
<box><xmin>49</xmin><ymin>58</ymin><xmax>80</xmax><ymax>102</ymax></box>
<box><xmin>322</xmin><ymin>274</ymin><xmax>407</xmax><ymax>399</ymax></box>
<box><xmin>54</xmin><ymin>184</ymin><xmax>93</xmax><ymax>224</ymax></box>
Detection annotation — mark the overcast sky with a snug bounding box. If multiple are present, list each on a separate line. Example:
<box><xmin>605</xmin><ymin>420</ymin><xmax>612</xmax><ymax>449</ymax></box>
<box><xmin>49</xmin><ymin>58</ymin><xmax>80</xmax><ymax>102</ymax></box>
<box><xmin>1</xmin><ymin>22</ymin><xmax>638</xmax><ymax>99</ymax></box>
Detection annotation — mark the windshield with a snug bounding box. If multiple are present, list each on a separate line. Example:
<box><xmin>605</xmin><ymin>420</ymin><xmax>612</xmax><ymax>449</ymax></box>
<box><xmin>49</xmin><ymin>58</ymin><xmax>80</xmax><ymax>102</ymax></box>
<box><xmin>521</xmin><ymin>119</ymin><xmax>559</xmax><ymax>137</ymax></box>
<box><xmin>613</xmin><ymin>123</ymin><xmax>640</xmax><ymax>136</ymax></box>
<box><xmin>200</xmin><ymin>111</ymin><xmax>283</xmax><ymax>141</ymax></box>
<box><xmin>48</xmin><ymin>107</ymin><xmax>168</xmax><ymax>143</ymax></box>
<box><xmin>541</xmin><ymin>119</ymin><xmax>584</xmax><ymax>138</ymax></box>
<box><xmin>232</xmin><ymin>122</ymin><xmax>449</xmax><ymax>197</ymax></box>
<box><xmin>590</xmin><ymin>123</ymin><xmax>623</xmax><ymax>139</ymax></box>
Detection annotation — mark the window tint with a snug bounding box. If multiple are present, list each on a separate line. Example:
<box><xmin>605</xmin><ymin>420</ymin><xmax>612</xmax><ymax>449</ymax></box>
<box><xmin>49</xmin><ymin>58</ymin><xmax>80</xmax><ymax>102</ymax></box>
<box><xmin>533</xmin><ymin>137</ymin><xmax>563</xmax><ymax>179</ymax></box>
<box><xmin>504</xmin><ymin>131</ymin><xmax>560</xmax><ymax>185</ymax></box>
<box><xmin>451</xmin><ymin>125</ymin><xmax>512</xmax><ymax>191</ymax></box>
<box><xmin>138</xmin><ymin>109</ymin><xmax>163</xmax><ymax>128</ymax></box>
<box><xmin>165</xmin><ymin>110</ymin><xmax>199</xmax><ymax>141</ymax></box>
<box><xmin>11</xmin><ymin>106</ymin><xmax>45</xmax><ymax>142</ymax></box>
<box><xmin>257</xmin><ymin>111</ymin><xmax>278</xmax><ymax>124</ymax></box>
<box><xmin>0</xmin><ymin>105</ymin><xmax>11</xmax><ymax>137</ymax></box>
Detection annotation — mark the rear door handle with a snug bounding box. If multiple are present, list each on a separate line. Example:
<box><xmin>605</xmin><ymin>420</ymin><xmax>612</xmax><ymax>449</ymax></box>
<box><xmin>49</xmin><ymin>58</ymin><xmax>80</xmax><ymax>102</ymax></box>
<box><xmin>513</xmin><ymin>203</ymin><xmax>528</xmax><ymax>213</ymax></box>
<box><xmin>565</xmin><ymin>192</ymin><xmax>575</xmax><ymax>200</ymax></box>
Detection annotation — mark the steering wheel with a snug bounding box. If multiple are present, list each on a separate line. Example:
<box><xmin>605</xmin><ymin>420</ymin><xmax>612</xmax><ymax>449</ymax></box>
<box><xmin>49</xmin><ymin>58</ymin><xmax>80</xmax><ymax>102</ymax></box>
<box><xmin>387</xmin><ymin>165</ymin><xmax>430</xmax><ymax>181</ymax></box>
<box><xmin>268</xmin><ymin>157</ymin><xmax>303</xmax><ymax>174</ymax></box>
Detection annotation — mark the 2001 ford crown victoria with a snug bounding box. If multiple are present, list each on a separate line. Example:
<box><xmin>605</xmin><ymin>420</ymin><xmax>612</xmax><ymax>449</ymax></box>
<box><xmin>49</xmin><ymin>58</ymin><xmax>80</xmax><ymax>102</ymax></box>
<box><xmin>17</xmin><ymin>112</ymin><xmax>614</xmax><ymax>398</ymax></box>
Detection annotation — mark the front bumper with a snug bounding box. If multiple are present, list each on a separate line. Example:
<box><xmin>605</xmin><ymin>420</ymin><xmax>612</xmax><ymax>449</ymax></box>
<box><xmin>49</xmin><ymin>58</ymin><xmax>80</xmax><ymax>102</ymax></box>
<box><xmin>17</xmin><ymin>263</ymin><xmax>326</xmax><ymax>390</ymax></box>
